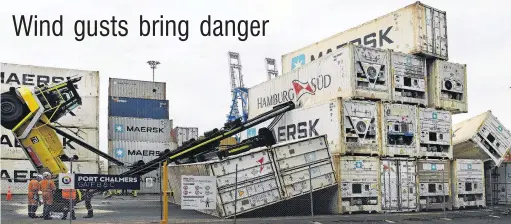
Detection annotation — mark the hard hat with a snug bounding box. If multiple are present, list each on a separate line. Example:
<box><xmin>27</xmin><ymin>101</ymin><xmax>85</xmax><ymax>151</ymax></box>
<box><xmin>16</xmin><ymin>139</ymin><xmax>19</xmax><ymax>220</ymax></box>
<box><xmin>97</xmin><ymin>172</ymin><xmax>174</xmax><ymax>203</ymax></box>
<box><xmin>43</xmin><ymin>172</ymin><xmax>51</xmax><ymax>177</ymax></box>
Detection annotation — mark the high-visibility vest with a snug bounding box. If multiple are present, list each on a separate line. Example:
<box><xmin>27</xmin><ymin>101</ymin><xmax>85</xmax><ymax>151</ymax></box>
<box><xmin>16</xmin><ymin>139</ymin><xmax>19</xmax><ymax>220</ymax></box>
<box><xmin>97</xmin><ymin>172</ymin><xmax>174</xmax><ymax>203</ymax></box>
<box><xmin>62</xmin><ymin>189</ymin><xmax>76</xmax><ymax>200</ymax></box>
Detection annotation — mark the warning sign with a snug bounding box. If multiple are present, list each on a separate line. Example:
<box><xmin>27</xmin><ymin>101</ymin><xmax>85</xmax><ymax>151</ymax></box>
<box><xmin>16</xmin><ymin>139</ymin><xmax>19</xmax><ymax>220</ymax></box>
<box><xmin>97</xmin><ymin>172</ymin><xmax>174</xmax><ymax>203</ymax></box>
<box><xmin>181</xmin><ymin>175</ymin><xmax>217</xmax><ymax>210</ymax></box>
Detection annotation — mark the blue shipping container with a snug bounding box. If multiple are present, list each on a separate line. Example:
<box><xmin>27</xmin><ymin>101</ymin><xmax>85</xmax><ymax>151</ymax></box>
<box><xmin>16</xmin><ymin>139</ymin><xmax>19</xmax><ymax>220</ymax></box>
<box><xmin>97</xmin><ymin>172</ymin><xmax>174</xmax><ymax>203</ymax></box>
<box><xmin>108</xmin><ymin>97</ymin><xmax>169</xmax><ymax>119</ymax></box>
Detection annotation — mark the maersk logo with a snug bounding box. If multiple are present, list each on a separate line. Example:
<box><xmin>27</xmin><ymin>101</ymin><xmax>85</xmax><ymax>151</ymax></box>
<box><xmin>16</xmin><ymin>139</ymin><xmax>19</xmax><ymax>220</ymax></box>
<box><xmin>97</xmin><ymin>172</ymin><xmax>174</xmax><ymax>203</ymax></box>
<box><xmin>467</xmin><ymin>164</ymin><xmax>472</xmax><ymax>170</ymax></box>
<box><xmin>431</xmin><ymin>164</ymin><xmax>437</xmax><ymax>171</ymax></box>
<box><xmin>247</xmin><ymin>128</ymin><xmax>257</xmax><ymax>138</ymax></box>
<box><xmin>355</xmin><ymin>161</ymin><xmax>363</xmax><ymax>169</ymax></box>
<box><xmin>114</xmin><ymin>124</ymin><xmax>124</xmax><ymax>133</ymax></box>
<box><xmin>115</xmin><ymin>148</ymin><xmax>125</xmax><ymax>158</ymax></box>
<box><xmin>291</xmin><ymin>54</ymin><xmax>306</xmax><ymax>70</ymax></box>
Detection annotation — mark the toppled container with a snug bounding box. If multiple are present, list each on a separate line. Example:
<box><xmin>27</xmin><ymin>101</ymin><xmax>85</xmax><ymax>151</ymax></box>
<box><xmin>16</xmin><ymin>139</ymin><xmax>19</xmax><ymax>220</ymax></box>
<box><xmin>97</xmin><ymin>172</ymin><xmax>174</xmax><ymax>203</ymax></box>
<box><xmin>166</xmin><ymin>135</ymin><xmax>336</xmax><ymax>218</ymax></box>
<box><xmin>390</xmin><ymin>52</ymin><xmax>428</xmax><ymax>106</ymax></box>
<box><xmin>453</xmin><ymin>110</ymin><xmax>511</xmax><ymax>167</ymax></box>
<box><xmin>380</xmin><ymin>103</ymin><xmax>418</xmax><ymax>157</ymax></box>
<box><xmin>248</xmin><ymin>44</ymin><xmax>391</xmax><ymax>118</ymax></box>
<box><xmin>380</xmin><ymin>158</ymin><xmax>418</xmax><ymax>212</ymax></box>
<box><xmin>417</xmin><ymin>159</ymin><xmax>452</xmax><ymax>211</ymax></box>
<box><xmin>427</xmin><ymin>60</ymin><xmax>467</xmax><ymax>114</ymax></box>
<box><xmin>451</xmin><ymin>159</ymin><xmax>486</xmax><ymax>209</ymax></box>
<box><xmin>418</xmin><ymin>108</ymin><xmax>452</xmax><ymax>159</ymax></box>
<box><xmin>281</xmin><ymin>1</ymin><xmax>448</xmax><ymax>74</ymax></box>
<box><xmin>338</xmin><ymin>156</ymin><xmax>381</xmax><ymax>214</ymax></box>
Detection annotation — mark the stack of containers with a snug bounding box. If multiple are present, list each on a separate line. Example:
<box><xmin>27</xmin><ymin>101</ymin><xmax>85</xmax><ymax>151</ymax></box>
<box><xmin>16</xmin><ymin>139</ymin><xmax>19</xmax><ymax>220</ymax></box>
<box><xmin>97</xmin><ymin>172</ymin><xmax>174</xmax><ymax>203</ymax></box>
<box><xmin>107</xmin><ymin>78</ymin><xmax>175</xmax><ymax>194</ymax></box>
<box><xmin>243</xmin><ymin>1</ymin><xmax>481</xmax><ymax>214</ymax></box>
<box><xmin>1</xmin><ymin>63</ymin><xmax>101</xmax><ymax>194</ymax></box>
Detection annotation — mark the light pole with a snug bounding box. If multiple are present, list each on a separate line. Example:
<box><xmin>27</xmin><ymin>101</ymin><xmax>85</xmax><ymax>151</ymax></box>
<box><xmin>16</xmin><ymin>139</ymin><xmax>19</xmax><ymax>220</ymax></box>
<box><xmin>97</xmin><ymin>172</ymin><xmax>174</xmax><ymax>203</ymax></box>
<box><xmin>147</xmin><ymin>61</ymin><xmax>160</xmax><ymax>82</ymax></box>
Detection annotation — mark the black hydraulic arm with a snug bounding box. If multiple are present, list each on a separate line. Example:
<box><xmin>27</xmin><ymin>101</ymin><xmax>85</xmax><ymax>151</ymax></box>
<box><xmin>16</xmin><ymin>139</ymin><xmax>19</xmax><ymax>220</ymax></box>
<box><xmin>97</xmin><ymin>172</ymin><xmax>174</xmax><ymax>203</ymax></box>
<box><xmin>47</xmin><ymin>124</ymin><xmax>125</xmax><ymax>166</ymax></box>
<box><xmin>121</xmin><ymin>101</ymin><xmax>296</xmax><ymax>177</ymax></box>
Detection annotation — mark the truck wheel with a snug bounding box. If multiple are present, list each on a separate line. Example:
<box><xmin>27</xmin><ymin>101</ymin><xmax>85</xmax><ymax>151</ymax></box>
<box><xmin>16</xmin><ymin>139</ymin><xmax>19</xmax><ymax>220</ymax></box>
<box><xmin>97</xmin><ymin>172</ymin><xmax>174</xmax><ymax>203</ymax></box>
<box><xmin>1</xmin><ymin>93</ymin><xmax>26</xmax><ymax>129</ymax></box>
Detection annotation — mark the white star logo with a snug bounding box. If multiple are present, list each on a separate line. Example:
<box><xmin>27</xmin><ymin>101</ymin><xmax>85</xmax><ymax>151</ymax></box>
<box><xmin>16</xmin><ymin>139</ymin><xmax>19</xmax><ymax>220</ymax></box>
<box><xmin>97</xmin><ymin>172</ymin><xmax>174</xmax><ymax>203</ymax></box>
<box><xmin>115</xmin><ymin>124</ymin><xmax>123</xmax><ymax>133</ymax></box>
<box><xmin>115</xmin><ymin>148</ymin><xmax>124</xmax><ymax>157</ymax></box>
<box><xmin>293</xmin><ymin>60</ymin><xmax>304</xmax><ymax>69</ymax></box>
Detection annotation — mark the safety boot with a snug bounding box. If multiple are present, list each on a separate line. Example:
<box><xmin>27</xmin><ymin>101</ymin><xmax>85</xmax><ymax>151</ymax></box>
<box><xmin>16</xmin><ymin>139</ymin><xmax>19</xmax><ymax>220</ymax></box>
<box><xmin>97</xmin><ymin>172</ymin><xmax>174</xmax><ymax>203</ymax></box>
<box><xmin>83</xmin><ymin>210</ymin><xmax>93</xmax><ymax>218</ymax></box>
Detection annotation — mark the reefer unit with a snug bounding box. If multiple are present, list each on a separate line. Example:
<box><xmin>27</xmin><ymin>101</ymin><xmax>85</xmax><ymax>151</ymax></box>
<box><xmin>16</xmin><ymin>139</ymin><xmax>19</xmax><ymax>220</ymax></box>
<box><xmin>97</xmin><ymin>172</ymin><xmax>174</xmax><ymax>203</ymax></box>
<box><xmin>427</xmin><ymin>60</ymin><xmax>467</xmax><ymax>114</ymax></box>
<box><xmin>281</xmin><ymin>1</ymin><xmax>448</xmax><ymax>74</ymax></box>
<box><xmin>451</xmin><ymin>159</ymin><xmax>486</xmax><ymax>209</ymax></box>
<box><xmin>381</xmin><ymin>103</ymin><xmax>418</xmax><ymax>157</ymax></box>
<box><xmin>1</xmin><ymin>127</ymin><xmax>99</xmax><ymax>161</ymax></box>
<box><xmin>390</xmin><ymin>52</ymin><xmax>428</xmax><ymax>106</ymax></box>
<box><xmin>241</xmin><ymin>99</ymin><xmax>380</xmax><ymax>155</ymax></box>
<box><xmin>108</xmin><ymin>117</ymin><xmax>172</xmax><ymax>142</ymax></box>
<box><xmin>248</xmin><ymin>44</ymin><xmax>391</xmax><ymax>118</ymax></box>
<box><xmin>108</xmin><ymin>78</ymin><xmax>166</xmax><ymax>100</ymax></box>
<box><xmin>1</xmin><ymin>63</ymin><xmax>100</xmax><ymax>97</ymax></box>
<box><xmin>453</xmin><ymin>111</ymin><xmax>511</xmax><ymax>167</ymax></box>
<box><xmin>417</xmin><ymin>159</ymin><xmax>452</xmax><ymax>211</ymax></box>
<box><xmin>109</xmin><ymin>166</ymin><xmax>161</xmax><ymax>194</ymax></box>
<box><xmin>339</xmin><ymin>156</ymin><xmax>381</xmax><ymax>214</ymax></box>
<box><xmin>108</xmin><ymin>141</ymin><xmax>177</xmax><ymax>165</ymax></box>
<box><xmin>271</xmin><ymin>135</ymin><xmax>336</xmax><ymax>198</ymax></box>
<box><xmin>171</xmin><ymin>127</ymin><xmax>199</xmax><ymax>146</ymax></box>
<box><xmin>1</xmin><ymin>160</ymin><xmax>98</xmax><ymax>194</ymax></box>
<box><xmin>418</xmin><ymin>108</ymin><xmax>452</xmax><ymax>159</ymax></box>
<box><xmin>380</xmin><ymin>158</ymin><xmax>418</xmax><ymax>212</ymax></box>
<box><xmin>108</xmin><ymin>96</ymin><xmax>169</xmax><ymax>119</ymax></box>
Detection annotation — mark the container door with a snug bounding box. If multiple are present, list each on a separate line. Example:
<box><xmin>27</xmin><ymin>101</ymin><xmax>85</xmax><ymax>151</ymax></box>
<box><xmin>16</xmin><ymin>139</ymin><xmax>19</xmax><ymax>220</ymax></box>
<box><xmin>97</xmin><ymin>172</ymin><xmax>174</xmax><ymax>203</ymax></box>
<box><xmin>381</xmin><ymin>160</ymin><xmax>399</xmax><ymax>210</ymax></box>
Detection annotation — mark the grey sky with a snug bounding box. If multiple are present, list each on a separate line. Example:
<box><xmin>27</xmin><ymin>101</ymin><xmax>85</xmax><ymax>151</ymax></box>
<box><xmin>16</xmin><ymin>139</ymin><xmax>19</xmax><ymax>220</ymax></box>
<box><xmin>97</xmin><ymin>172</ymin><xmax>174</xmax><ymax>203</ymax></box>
<box><xmin>1</xmin><ymin>0</ymin><xmax>510</xmax><ymax>154</ymax></box>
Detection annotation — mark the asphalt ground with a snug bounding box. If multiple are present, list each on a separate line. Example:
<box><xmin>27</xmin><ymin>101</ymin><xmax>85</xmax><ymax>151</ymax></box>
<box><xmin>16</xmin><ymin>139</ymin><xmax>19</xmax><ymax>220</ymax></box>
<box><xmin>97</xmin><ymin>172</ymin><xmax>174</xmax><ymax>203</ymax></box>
<box><xmin>2</xmin><ymin>194</ymin><xmax>511</xmax><ymax>224</ymax></box>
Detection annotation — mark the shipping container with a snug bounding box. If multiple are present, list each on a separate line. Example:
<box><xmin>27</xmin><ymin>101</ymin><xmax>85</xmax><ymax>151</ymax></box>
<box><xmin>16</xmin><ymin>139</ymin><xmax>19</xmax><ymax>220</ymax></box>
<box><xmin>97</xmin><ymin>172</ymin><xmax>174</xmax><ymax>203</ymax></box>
<box><xmin>108</xmin><ymin>116</ymin><xmax>172</xmax><ymax>142</ymax></box>
<box><xmin>427</xmin><ymin>60</ymin><xmax>467</xmax><ymax>114</ymax></box>
<box><xmin>109</xmin><ymin>165</ymin><xmax>161</xmax><ymax>194</ymax></box>
<box><xmin>1</xmin><ymin>127</ymin><xmax>99</xmax><ymax>161</ymax></box>
<box><xmin>380</xmin><ymin>158</ymin><xmax>418</xmax><ymax>212</ymax></box>
<box><xmin>500</xmin><ymin>162</ymin><xmax>511</xmax><ymax>205</ymax></box>
<box><xmin>339</xmin><ymin>156</ymin><xmax>381</xmax><ymax>214</ymax></box>
<box><xmin>505</xmin><ymin>152</ymin><xmax>511</xmax><ymax>162</ymax></box>
<box><xmin>248</xmin><ymin>44</ymin><xmax>391</xmax><ymax>118</ymax></box>
<box><xmin>271</xmin><ymin>135</ymin><xmax>336</xmax><ymax>198</ymax></box>
<box><xmin>56</xmin><ymin>96</ymin><xmax>99</xmax><ymax>129</ymax></box>
<box><xmin>108</xmin><ymin>97</ymin><xmax>169</xmax><ymax>119</ymax></box>
<box><xmin>109</xmin><ymin>78</ymin><xmax>166</xmax><ymax>100</ymax></box>
<box><xmin>1</xmin><ymin>63</ymin><xmax>100</xmax><ymax>97</ymax></box>
<box><xmin>417</xmin><ymin>159</ymin><xmax>452</xmax><ymax>210</ymax></box>
<box><xmin>281</xmin><ymin>1</ymin><xmax>448</xmax><ymax>74</ymax></box>
<box><xmin>171</xmin><ymin>127</ymin><xmax>199</xmax><ymax>146</ymax></box>
<box><xmin>242</xmin><ymin>99</ymin><xmax>381</xmax><ymax>156</ymax></box>
<box><xmin>99</xmin><ymin>159</ymin><xmax>108</xmax><ymax>175</ymax></box>
<box><xmin>451</xmin><ymin>159</ymin><xmax>485</xmax><ymax>209</ymax></box>
<box><xmin>108</xmin><ymin>141</ymin><xmax>177</xmax><ymax>166</ymax></box>
<box><xmin>390</xmin><ymin>52</ymin><xmax>428</xmax><ymax>106</ymax></box>
<box><xmin>381</xmin><ymin>103</ymin><xmax>418</xmax><ymax>157</ymax></box>
<box><xmin>418</xmin><ymin>108</ymin><xmax>452</xmax><ymax>159</ymax></box>
<box><xmin>0</xmin><ymin>160</ymin><xmax>98</xmax><ymax>194</ymax></box>
<box><xmin>453</xmin><ymin>111</ymin><xmax>511</xmax><ymax>167</ymax></box>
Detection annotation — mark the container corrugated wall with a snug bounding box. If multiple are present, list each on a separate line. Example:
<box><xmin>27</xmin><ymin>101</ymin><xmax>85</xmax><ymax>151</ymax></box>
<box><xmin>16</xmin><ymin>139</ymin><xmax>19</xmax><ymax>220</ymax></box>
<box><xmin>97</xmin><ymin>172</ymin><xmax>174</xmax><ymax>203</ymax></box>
<box><xmin>109</xmin><ymin>78</ymin><xmax>166</xmax><ymax>100</ymax></box>
<box><xmin>108</xmin><ymin>141</ymin><xmax>177</xmax><ymax>166</ymax></box>
<box><xmin>109</xmin><ymin>97</ymin><xmax>169</xmax><ymax>119</ymax></box>
<box><xmin>281</xmin><ymin>1</ymin><xmax>448</xmax><ymax>74</ymax></box>
<box><xmin>108</xmin><ymin>117</ymin><xmax>172</xmax><ymax>142</ymax></box>
<box><xmin>1</xmin><ymin>160</ymin><xmax>98</xmax><ymax>194</ymax></box>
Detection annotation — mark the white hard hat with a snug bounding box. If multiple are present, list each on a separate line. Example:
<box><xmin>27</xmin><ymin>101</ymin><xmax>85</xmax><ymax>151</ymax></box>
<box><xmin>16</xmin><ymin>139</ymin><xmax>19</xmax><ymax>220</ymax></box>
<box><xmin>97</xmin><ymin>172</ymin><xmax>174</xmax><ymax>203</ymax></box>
<box><xmin>43</xmin><ymin>172</ymin><xmax>51</xmax><ymax>177</ymax></box>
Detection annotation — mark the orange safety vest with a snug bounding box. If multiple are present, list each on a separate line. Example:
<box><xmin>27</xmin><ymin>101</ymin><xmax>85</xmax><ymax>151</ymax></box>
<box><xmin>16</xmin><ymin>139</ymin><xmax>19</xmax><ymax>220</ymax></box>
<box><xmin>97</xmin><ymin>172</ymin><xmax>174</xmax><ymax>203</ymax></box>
<box><xmin>27</xmin><ymin>180</ymin><xmax>40</xmax><ymax>205</ymax></box>
<box><xmin>40</xmin><ymin>179</ymin><xmax>56</xmax><ymax>205</ymax></box>
<box><xmin>62</xmin><ymin>189</ymin><xmax>76</xmax><ymax>200</ymax></box>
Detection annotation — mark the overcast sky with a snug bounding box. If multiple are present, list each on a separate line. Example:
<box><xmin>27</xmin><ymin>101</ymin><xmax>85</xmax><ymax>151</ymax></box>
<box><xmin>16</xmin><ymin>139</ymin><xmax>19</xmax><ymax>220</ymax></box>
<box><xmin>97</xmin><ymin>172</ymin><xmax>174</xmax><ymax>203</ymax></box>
<box><xmin>1</xmin><ymin>0</ymin><xmax>511</xmax><ymax>154</ymax></box>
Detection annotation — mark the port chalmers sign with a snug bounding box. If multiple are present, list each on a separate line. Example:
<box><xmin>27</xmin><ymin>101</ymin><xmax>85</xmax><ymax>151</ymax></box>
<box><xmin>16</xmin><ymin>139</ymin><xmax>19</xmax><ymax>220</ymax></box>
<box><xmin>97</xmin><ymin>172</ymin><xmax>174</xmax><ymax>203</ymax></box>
<box><xmin>256</xmin><ymin>74</ymin><xmax>332</xmax><ymax>109</ymax></box>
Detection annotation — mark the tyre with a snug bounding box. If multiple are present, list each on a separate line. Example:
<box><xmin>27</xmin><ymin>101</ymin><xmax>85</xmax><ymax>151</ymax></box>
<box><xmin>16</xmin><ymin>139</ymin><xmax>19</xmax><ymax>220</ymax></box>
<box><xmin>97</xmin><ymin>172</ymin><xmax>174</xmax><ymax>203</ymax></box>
<box><xmin>1</xmin><ymin>92</ymin><xmax>27</xmax><ymax>129</ymax></box>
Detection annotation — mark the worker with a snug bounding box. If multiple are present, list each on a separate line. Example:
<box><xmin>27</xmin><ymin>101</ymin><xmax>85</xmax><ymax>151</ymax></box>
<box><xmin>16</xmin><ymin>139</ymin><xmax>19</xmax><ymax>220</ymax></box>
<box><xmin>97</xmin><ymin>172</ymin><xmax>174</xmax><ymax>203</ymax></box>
<box><xmin>61</xmin><ymin>188</ymin><xmax>77</xmax><ymax>220</ymax></box>
<box><xmin>40</xmin><ymin>172</ymin><xmax>56</xmax><ymax>220</ymax></box>
<box><xmin>27</xmin><ymin>175</ymin><xmax>43</xmax><ymax>218</ymax></box>
<box><xmin>82</xmin><ymin>189</ymin><xmax>94</xmax><ymax>218</ymax></box>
